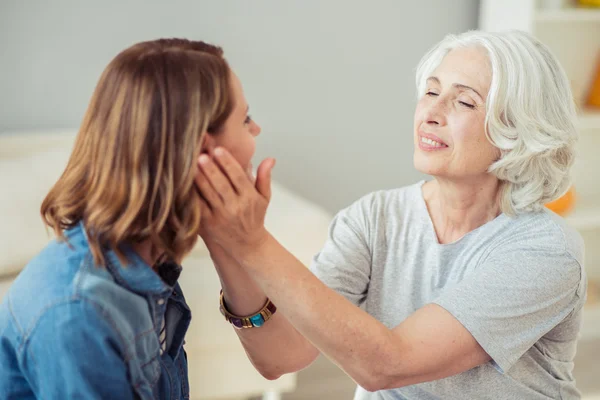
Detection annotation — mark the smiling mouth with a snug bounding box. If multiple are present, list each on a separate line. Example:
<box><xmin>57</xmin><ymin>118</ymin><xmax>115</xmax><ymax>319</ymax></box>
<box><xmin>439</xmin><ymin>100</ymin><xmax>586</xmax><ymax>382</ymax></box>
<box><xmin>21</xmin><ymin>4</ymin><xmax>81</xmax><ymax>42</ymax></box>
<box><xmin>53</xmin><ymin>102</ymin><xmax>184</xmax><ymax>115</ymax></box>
<box><xmin>419</xmin><ymin>135</ymin><xmax>448</xmax><ymax>148</ymax></box>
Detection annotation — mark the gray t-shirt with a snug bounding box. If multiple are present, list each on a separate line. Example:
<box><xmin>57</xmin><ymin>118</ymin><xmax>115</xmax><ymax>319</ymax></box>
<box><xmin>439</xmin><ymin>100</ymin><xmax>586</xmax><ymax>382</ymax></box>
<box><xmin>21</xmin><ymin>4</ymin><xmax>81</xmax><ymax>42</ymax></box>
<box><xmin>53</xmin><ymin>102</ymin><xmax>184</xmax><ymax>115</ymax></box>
<box><xmin>310</xmin><ymin>181</ymin><xmax>587</xmax><ymax>400</ymax></box>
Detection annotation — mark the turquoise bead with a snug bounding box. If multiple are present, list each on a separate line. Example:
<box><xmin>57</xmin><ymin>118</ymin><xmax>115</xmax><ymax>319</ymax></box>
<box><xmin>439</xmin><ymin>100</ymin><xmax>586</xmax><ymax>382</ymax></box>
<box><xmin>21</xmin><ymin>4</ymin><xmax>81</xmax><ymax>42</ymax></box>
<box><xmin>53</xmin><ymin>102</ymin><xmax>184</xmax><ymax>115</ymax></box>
<box><xmin>250</xmin><ymin>314</ymin><xmax>265</xmax><ymax>327</ymax></box>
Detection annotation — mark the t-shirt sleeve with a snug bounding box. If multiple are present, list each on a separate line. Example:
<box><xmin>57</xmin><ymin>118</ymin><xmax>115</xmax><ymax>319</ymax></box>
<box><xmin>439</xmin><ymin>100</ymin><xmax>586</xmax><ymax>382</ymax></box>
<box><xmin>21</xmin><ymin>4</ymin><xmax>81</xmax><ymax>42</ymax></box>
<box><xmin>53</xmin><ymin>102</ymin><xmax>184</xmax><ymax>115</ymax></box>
<box><xmin>309</xmin><ymin>198</ymin><xmax>372</xmax><ymax>307</ymax></box>
<box><xmin>432</xmin><ymin>242</ymin><xmax>584</xmax><ymax>373</ymax></box>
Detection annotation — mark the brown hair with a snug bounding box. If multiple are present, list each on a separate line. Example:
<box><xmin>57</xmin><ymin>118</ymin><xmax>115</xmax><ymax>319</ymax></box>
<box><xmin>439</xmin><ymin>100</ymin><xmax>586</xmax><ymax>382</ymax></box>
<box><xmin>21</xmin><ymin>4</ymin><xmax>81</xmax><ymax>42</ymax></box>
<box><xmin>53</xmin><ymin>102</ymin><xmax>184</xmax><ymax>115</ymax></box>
<box><xmin>41</xmin><ymin>38</ymin><xmax>232</xmax><ymax>266</ymax></box>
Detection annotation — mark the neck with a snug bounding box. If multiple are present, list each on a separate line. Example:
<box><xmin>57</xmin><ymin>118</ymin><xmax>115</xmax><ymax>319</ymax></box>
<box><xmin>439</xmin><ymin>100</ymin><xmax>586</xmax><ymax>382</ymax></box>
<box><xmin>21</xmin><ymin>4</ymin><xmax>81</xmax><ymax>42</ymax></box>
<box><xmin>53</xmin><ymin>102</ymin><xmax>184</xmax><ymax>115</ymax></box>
<box><xmin>423</xmin><ymin>176</ymin><xmax>501</xmax><ymax>244</ymax></box>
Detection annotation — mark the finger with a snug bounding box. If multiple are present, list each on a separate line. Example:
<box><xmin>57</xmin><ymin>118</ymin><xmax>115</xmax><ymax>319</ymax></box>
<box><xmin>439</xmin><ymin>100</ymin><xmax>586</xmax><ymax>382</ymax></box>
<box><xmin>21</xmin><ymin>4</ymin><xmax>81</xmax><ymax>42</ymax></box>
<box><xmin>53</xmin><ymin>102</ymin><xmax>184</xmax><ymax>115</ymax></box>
<box><xmin>213</xmin><ymin>147</ymin><xmax>254</xmax><ymax>193</ymax></box>
<box><xmin>197</xmin><ymin>195</ymin><xmax>213</xmax><ymax>218</ymax></box>
<box><xmin>197</xmin><ymin>196</ymin><xmax>213</xmax><ymax>237</ymax></box>
<box><xmin>195</xmin><ymin>158</ymin><xmax>224</xmax><ymax>207</ymax></box>
<box><xmin>196</xmin><ymin>187</ymin><xmax>216</xmax><ymax>213</ymax></box>
<box><xmin>198</xmin><ymin>153</ymin><xmax>237</xmax><ymax>203</ymax></box>
<box><xmin>256</xmin><ymin>158</ymin><xmax>275</xmax><ymax>201</ymax></box>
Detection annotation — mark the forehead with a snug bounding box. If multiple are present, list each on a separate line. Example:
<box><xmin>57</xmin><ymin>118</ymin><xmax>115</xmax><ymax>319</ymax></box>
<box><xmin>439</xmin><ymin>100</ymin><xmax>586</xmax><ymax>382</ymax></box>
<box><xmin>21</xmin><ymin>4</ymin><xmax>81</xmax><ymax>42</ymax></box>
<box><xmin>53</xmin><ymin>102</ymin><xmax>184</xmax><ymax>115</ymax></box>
<box><xmin>229</xmin><ymin>72</ymin><xmax>247</xmax><ymax>111</ymax></box>
<box><xmin>433</xmin><ymin>47</ymin><xmax>491</xmax><ymax>94</ymax></box>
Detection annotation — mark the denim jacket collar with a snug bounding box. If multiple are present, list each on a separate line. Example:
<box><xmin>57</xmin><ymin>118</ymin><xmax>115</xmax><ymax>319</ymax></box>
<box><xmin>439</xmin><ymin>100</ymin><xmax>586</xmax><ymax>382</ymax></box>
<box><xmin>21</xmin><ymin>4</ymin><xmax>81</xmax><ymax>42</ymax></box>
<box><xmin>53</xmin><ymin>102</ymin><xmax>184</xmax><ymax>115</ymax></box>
<box><xmin>66</xmin><ymin>222</ymin><xmax>180</xmax><ymax>297</ymax></box>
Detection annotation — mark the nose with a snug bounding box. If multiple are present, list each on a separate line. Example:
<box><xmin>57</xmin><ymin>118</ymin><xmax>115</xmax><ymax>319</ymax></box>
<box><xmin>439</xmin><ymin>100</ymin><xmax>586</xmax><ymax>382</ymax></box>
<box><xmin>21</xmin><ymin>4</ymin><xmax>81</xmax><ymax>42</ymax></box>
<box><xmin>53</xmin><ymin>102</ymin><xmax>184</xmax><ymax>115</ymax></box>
<box><xmin>422</xmin><ymin>97</ymin><xmax>447</xmax><ymax>126</ymax></box>
<box><xmin>250</xmin><ymin>119</ymin><xmax>261</xmax><ymax>137</ymax></box>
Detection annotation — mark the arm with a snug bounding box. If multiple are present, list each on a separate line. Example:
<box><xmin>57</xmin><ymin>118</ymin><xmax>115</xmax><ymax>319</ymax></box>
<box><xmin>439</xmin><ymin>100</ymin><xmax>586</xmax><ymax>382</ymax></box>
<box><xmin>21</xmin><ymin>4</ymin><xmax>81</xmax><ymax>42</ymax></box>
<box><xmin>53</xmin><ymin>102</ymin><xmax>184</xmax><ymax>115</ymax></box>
<box><xmin>24</xmin><ymin>300</ymin><xmax>135</xmax><ymax>399</ymax></box>
<box><xmin>203</xmin><ymin>239</ymin><xmax>320</xmax><ymax>379</ymax></box>
<box><xmin>230</xmin><ymin>233</ymin><xmax>491</xmax><ymax>390</ymax></box>
<box><xmin>247</xmin><ymin>230</ymin><xmax>584</xmax><ymax>389</ymax></box>
<box><xmin>196</xmin><ymin>150</ymin><xmax>491</xmax><ymax>390</ymax></box>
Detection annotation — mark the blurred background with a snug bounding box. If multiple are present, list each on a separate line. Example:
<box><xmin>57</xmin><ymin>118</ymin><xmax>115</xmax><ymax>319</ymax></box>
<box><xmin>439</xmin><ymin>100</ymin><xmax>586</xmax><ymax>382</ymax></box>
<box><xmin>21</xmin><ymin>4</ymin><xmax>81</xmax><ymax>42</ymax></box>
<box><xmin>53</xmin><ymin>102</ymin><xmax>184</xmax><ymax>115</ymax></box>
<box><xmin>1</xmin><ymin>0</ymin><xmax>599</xmax><ymax>399</ymax></box>
<box><xmin>0</xmin><ymin>0</ymin><xmax>480</xmax><ymax>213</ymax></box>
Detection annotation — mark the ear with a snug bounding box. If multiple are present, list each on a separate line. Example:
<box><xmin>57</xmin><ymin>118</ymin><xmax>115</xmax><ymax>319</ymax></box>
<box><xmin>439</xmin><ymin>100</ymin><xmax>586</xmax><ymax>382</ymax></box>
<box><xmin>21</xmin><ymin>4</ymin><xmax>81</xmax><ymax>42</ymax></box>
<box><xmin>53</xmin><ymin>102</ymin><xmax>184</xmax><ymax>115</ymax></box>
<box><xmin>200</xmin><ymin>133</ymin><xmax>217</xmax><ymax>155</ymax></box>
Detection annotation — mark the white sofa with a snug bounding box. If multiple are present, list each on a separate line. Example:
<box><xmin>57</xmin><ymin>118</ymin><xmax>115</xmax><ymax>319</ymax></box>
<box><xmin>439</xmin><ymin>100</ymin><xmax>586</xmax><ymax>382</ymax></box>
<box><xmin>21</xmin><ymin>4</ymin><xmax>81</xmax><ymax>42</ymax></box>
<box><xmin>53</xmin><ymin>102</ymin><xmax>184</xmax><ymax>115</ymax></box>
<box><xmin>0</xmin><ymin>130</ymin><xmax>333</xmax><ymax>400</ymax></box>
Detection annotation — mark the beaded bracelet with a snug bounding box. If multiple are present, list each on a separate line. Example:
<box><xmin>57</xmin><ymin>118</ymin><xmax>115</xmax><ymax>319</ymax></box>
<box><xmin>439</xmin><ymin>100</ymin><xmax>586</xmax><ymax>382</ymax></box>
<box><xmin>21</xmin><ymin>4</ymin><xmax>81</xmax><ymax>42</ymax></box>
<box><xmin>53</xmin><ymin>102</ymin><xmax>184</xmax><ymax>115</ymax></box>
<box><xmin>219</xmin><ymin>290</ymin><xmax>277</xmax><ymax>329</ymax></box>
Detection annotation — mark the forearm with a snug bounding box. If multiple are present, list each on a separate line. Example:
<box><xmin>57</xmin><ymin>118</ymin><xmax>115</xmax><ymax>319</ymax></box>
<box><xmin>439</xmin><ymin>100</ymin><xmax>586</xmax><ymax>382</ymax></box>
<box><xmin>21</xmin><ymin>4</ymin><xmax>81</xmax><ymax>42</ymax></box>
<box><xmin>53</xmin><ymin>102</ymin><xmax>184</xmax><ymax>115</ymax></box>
<box><xmin>209</xmin><ymin>245</ymin><xmax>319</xmax><ymax>379</ymax></box>
<box><xmin>236</xmin><ymin>234</ymin><xmax>403</xmax><ymax>390</ymax></box>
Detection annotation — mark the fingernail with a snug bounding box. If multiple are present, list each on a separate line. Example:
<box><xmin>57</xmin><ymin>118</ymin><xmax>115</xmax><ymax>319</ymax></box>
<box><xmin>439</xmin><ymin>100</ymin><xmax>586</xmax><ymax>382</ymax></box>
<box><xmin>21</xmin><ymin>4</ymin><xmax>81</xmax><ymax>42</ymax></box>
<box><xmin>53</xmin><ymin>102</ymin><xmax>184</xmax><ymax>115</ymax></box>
<box><xmin>214</xmin><ymin>147</ymin><xmax>225</xmax><ymax>157</ymax></box>
<box><xmin>199</xmin><ymin>154</ymin><xmax>209</xmax><ymax>165</ymax></box>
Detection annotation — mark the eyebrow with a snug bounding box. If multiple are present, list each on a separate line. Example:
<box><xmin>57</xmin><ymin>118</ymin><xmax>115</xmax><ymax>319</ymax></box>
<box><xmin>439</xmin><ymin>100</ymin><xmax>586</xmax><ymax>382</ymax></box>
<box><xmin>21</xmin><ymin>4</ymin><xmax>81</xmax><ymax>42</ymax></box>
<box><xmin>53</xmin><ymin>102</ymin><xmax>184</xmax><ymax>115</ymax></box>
<box><xmin>427</xmin><ymin>76</ymin><xmax>483</xmax><ymax>99</ymax></box>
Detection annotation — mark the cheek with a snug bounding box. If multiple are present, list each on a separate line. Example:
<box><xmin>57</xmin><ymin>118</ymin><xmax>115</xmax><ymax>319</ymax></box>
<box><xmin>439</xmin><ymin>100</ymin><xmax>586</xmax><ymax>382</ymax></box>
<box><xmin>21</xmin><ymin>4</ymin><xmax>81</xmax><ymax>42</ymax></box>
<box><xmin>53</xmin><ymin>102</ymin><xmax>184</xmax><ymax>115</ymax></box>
<box><xmin>452</xmin><ymin>114</ymin><xmax>485</xmax><ymax>148</ymax></box>
<box><xmin>243</xmin><ymin>139</ymin><xmax>256</xmax><ymax>164</ymax></box>
<box><xmin>414</xmin><ymin>101</ymin><xmax>426</xmax><ymax>127</ymax></box>
<box><xmin>453</xmin><ymin>117</ymin><xmax>496</xmax><ymax>167</ymax></box>
<box><xmin>228</xmin><ymin>136</ymin><xmax>256</xmax><ymax>168</ymax></box>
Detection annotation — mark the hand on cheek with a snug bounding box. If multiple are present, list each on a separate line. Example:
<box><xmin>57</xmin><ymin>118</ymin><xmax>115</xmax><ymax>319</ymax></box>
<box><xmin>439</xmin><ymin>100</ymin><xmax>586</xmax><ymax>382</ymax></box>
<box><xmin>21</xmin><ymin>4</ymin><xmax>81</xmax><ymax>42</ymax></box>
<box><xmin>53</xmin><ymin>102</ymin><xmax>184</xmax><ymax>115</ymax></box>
<box><xmin>193</xmin><ymin>147</ymin><xmax>276</xmax><ymax>252</ymax></box>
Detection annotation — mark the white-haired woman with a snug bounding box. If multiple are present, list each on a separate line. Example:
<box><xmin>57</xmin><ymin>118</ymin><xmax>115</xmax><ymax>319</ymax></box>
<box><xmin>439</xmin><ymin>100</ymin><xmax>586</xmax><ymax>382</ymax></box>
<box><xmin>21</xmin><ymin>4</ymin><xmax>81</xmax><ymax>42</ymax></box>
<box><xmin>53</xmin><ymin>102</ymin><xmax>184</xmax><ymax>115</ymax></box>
<box><xmin>195</xmin><ymin>30</ymin><xmax>586</xmax><ymax>399</ymax></box>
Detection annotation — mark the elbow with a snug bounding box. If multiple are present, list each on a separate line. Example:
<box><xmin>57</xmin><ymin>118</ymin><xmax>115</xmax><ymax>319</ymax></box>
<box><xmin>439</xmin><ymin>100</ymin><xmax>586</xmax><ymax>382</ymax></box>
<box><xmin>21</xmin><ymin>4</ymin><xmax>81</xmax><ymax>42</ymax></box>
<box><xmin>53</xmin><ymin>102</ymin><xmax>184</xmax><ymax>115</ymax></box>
<box><xmin>357</xmin><ymin>375</ymin><xmax>387</xmax><ymax>393</ymax></box>
<box><xmin>259</xmin><ymin>369</ymin><xmax>284</xmax><ymax>381</ymax></box>
<box><xmin>250</xmin><ymin>360</ymin><xmax>285</xmax><ymax>381</ymax></box>
<box><xmin>359</xmin><ymin>376</ymin><xmax>399</xmax><ymax>393</ymax></box>
<box><xmin>355</xmin><ymin>367</ymin><xmax>407</xmax><ymax>393</ymax></box>
<box><xmin>254</xmin><ymin>350</ymin><xmax>319</xmax><ymax>381</ymax></box>
<box><xmin>350</xmin><ymin>365</ymin><xmax>385</xmax><ymax>392</ymax></box>
<box><xmin>254</xmin><ymin>362</ymin><xmax>300</xmax><ymax>381</ymax></box>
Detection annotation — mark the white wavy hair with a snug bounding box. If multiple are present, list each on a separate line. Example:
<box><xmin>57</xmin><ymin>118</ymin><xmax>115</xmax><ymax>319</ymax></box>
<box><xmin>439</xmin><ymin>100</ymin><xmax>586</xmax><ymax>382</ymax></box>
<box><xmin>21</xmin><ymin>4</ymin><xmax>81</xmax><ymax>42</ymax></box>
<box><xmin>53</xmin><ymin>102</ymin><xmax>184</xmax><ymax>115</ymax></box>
<box><xmin>415</xmin><ymin>30</ymin><xmax>578</xmax><ymax>215</ymax></box>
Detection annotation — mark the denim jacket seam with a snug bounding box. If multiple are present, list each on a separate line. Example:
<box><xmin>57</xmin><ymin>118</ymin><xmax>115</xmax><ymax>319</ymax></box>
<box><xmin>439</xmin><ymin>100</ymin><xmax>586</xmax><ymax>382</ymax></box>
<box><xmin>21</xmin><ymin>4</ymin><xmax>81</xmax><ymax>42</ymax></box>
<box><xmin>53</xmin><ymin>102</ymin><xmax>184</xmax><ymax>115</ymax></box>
<box><xmin>73</xmin><ymin>276</ymin><xmax>161</xmax><ymax>388</ymax></box>
<box><xmin>18</xmin><ymin>295</ymin><xmax>131</xmax><ymax>367</ymax></box>
<box><xmin>23</xmin><ymin>336</ymin><xmax>39</xmax><ymax>390</ymax></box>
<box><xmin>131</xmin><ymin>299</ymin><xmax>165</xmax><ymax>389</ymax></box>
<box><xmin>128</xmin><ymin>326</ymin><xmax>159</xmax><ymax>366</ymax></box>
<box><xmin>74</xmin><ymin>256</ymin><xmax>134</xmax><ymax>360</ymax></box>
<box><xmin>77</xmin><ymin>261</ymin><xmax>163</xmax><ymax>378</ymax></box>
<box><xmin>18</xmin><ymin>296</ymin><xmax>86</xmax><ymax>393</ymax></box>
<box><xmin>133</xmin><ymin>307</ymin><xmax>162</xmax><ymax>387</ymax></box>
<box><xmin>17</xmin><ymin>255</ymin><xmax>90</xmax><ymax>350</ymax></box>
<box><xmin>159</xmin><ymin>357</ymin><xmax>174</xmax><ymax>395</ymax></box>
<box><xmin>6</xmin><ymin>294</ymin><xmax>25</xmax><ymax>336</ymax></box>
<box><xmin>82</xmin><ymin>296</ymin><xmax>133</xmax><ymax>361</ymax></box>
<box><xmin>177</xmin><ymin>353</ymin><xmax>189</xmax><ymax>398</ymax></box>
<box><xmin>18</xmin><ymin>296</ymin><xmax>79</xmax><ymax>354</ymax></box>
<box><xmin>134</xmin><ymin>326</ymin><xmax>157</xmax><ymax>341</ymax></box>
<box><xmin>82</xmin><ymin>301</ymin><xmax>164</xmax><ymax>397</ymax></box>
<box><xmin>130</xmin><ymin>353</ymin><xmax>161</xmax><ymax>390</ymax></box>
<box><xmin>78</xmin><ymin>256</ymin><xmax>164</xmax><ymax>363</ymax></box>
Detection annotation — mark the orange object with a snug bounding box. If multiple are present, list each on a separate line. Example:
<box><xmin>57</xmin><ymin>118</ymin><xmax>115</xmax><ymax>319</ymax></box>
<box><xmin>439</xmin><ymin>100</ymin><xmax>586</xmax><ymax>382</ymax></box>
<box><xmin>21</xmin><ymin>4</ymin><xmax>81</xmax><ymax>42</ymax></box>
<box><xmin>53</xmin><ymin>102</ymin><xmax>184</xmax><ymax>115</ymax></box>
<box><xmin>587</xmin><ymin>55</ymin><xmax>600</xmax><ymax>109</ymax></box>
<box><xmin>546</xmin><ymin>186</ymin><xmax>576</xmax><ymax>215</ymax></box>
<box><xmin>577</xmin><ymin>0</ymin><xmax>600</xmax><ymax>7</ymax></box>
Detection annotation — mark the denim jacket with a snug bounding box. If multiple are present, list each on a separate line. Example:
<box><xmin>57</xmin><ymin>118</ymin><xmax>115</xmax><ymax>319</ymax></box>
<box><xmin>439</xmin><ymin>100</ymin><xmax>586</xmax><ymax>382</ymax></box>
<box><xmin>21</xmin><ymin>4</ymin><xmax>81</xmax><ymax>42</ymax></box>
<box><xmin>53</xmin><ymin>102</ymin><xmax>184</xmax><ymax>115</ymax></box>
<box><xmin>0</xmin><ymin>222</ymin><xmax>192</xmax><ymax>399</ymax></box>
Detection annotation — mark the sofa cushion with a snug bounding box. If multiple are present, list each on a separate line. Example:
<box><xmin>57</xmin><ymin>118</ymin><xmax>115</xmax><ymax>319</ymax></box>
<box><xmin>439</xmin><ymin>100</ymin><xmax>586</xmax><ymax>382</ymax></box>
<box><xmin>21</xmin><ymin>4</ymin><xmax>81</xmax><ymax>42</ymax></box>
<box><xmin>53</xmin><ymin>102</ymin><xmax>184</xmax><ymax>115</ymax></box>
<box><xmin>0</xmin><ymin>144</ymin><xmax>72</xmax><ymax>277</ymax></box>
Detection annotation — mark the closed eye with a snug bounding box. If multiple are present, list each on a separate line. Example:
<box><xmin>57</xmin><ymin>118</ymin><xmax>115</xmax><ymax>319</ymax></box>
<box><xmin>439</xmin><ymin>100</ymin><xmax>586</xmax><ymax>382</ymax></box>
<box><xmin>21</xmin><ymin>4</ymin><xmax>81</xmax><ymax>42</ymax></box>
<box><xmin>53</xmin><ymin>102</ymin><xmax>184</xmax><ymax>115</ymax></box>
<box><xmin>244</xmin><ymin>115</ymin><xmax>252</xmax><ymax>124</ymax></box>
<box><xmin>426</xmin><ymin>92</ymin><xmax>439</xmax><ymax>97</ymax></box>
<box><xmin>459</xmin><ymin>101</ymin><xmax>475</xmax><ymax>109</ymax></box>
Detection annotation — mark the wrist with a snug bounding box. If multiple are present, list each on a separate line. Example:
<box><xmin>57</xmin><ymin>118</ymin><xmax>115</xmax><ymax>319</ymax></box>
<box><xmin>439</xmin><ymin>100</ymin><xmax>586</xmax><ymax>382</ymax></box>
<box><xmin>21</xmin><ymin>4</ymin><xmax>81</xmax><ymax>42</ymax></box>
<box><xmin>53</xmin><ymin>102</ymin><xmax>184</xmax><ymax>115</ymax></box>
<box><xmin>221</xmin><ymin>284</ymin><xmax>268</xmax><ymax>316</ymax></box>
<box><xmin>235</xmin><ymin>229</ymin><xmax>272</xmax><ymax>261</ymax></box>
<box><xmin>220</xmin><ymin>289</ymin><xmax>277</xmax><ymax>329</ymax></box>
<box><xmin>203</xmin><ymin>238</ymin><xmax>236</xmax><ymax>266</ymax></box>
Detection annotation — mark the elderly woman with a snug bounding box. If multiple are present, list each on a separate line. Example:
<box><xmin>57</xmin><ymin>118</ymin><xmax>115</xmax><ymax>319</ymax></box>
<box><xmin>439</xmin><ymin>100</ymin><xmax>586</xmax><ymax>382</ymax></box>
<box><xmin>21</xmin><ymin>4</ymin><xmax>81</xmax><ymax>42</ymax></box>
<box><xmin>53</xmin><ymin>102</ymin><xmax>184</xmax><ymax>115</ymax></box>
<box><xmin>195</xmin><ymin>30</ymin><xmax>586</xmax><ymax>399</ymax></box>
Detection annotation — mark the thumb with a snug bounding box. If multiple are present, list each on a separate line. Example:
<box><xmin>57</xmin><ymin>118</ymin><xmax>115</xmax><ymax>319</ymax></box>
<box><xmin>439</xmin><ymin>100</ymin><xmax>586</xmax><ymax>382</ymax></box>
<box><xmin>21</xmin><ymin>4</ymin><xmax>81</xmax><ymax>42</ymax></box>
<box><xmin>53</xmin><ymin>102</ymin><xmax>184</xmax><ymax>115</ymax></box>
<box><xmin>256</xmin><ymin>158</ymin><xmax>275</xmax><ymax>201</ymax></box>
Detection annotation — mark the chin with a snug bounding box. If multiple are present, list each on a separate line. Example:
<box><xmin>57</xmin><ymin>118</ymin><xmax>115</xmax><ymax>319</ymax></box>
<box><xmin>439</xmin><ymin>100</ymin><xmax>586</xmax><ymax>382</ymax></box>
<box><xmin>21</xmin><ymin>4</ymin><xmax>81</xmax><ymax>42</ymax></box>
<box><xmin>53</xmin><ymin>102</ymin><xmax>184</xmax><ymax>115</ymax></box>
<box><xmin>414</xmin><ymin>154</ymin><xmax>443</xmax><ymax>176</ymax></box>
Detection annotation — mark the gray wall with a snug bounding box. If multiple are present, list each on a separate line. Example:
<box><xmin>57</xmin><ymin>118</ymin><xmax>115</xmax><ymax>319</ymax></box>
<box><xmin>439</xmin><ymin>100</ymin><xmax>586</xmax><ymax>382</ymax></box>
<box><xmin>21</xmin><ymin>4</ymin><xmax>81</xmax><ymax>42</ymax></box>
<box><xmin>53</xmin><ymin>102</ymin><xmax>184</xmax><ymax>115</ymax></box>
<box><xmin>0</xmin><ymin>0</ymin><xmax>479</xmax><ymax>213</ymax></box>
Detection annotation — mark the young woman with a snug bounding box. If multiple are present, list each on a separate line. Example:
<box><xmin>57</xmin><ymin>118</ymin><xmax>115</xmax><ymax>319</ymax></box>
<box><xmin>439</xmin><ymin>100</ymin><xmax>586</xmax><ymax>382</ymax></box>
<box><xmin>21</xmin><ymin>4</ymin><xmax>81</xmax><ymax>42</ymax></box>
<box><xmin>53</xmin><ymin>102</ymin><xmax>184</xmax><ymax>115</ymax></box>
<box><xmin>0</xmin><ymin>37</ymin><xmax>261</xmax><ymax>400</ymax></box>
